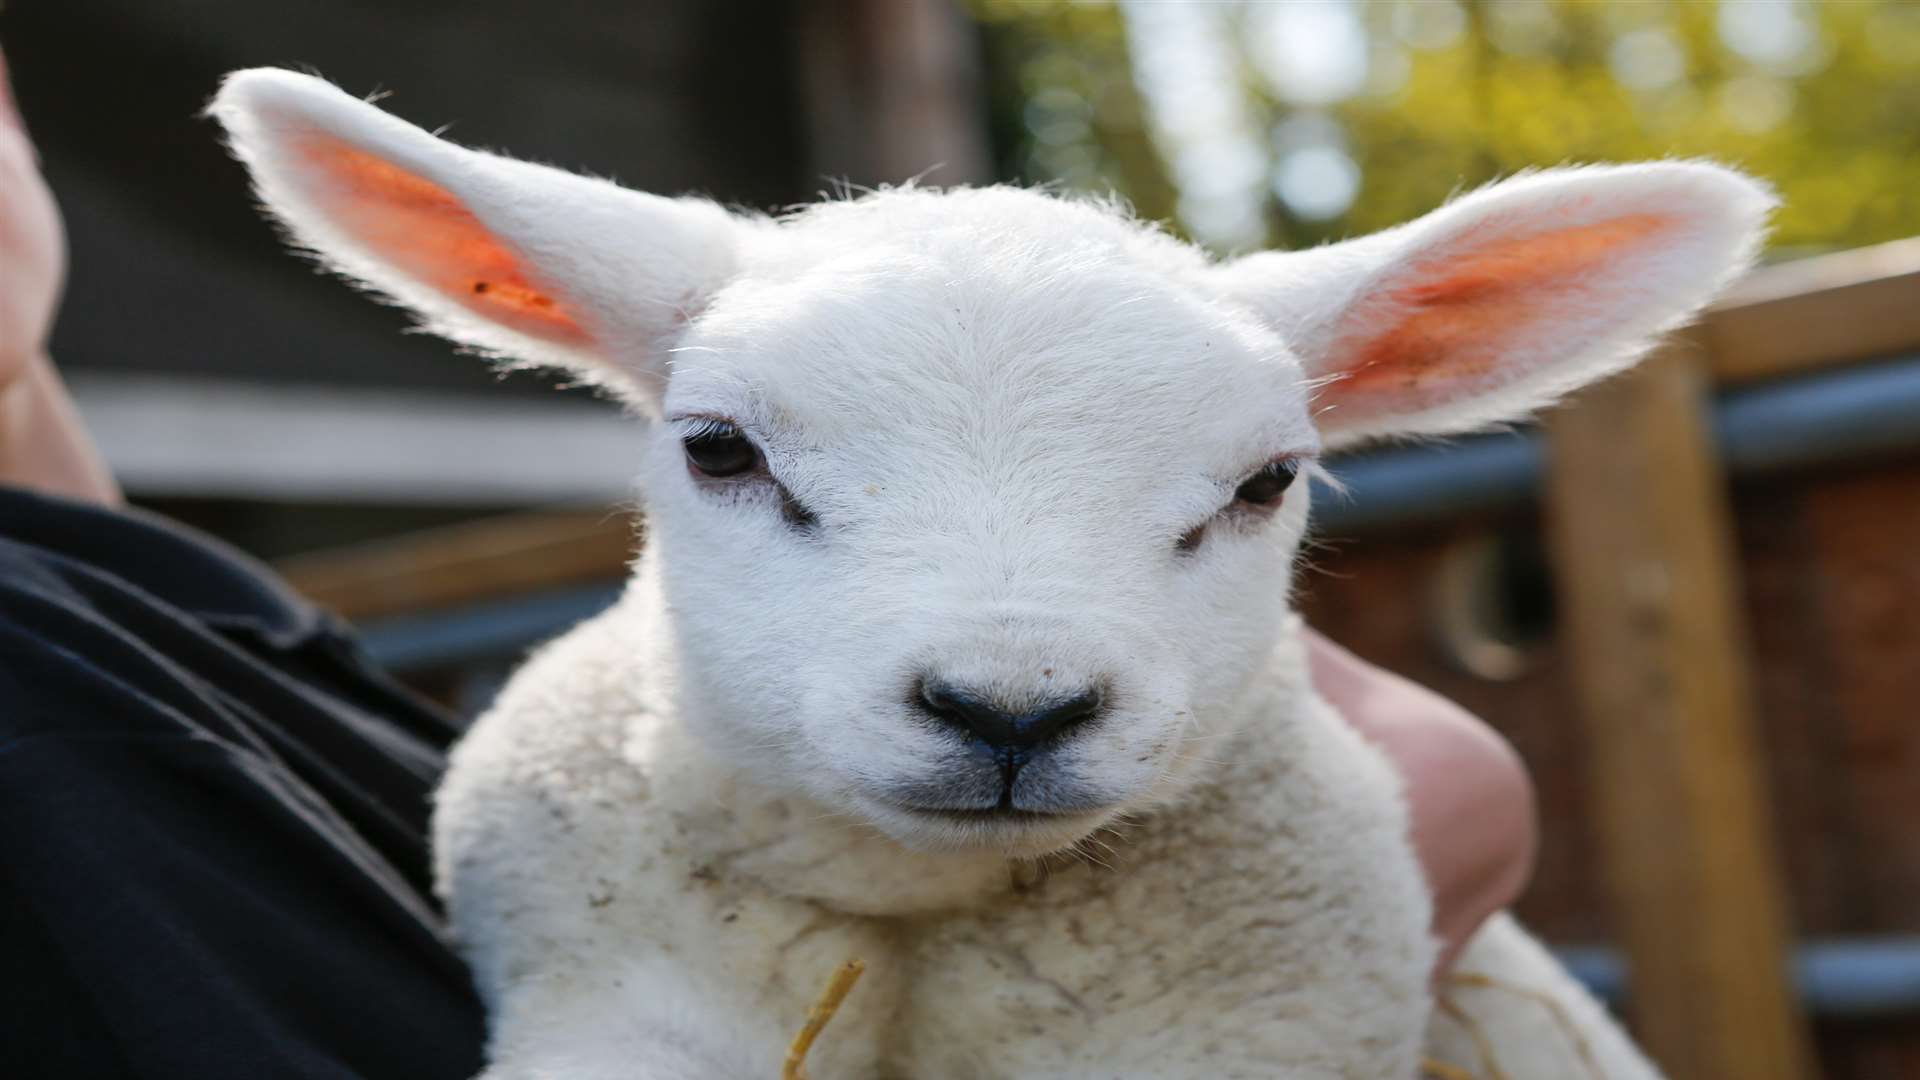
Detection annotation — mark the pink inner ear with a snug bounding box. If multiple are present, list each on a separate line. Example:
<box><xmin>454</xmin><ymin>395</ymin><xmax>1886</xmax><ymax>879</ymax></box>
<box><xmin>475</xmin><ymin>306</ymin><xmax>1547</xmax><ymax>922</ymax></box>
<box><xmin>1321</xmin><ymin>213</ymin><xmax>1670</xmax><ymax>416</ymax></box>
<box><xmin>299</xmin><ymin>138</ymin><xmax>592</xmax><ymax>346</ymax></box>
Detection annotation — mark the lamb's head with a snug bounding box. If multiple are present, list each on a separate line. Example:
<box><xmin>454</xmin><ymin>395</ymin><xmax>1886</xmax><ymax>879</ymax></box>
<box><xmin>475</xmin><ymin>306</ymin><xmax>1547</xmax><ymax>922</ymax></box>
<box><xmin>212</xmin><ymin>69</ymin><xmax>1772</xmax><ymax>857</ymax></box>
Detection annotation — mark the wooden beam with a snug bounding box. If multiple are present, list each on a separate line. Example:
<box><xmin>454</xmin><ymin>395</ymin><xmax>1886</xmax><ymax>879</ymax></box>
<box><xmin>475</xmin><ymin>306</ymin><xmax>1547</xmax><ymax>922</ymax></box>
<box><xmin>1543</xmin><ymin>338</ymin><xmax>1817</xmax><ymax>1080</ymax></box>
<box><xmin>277</xmin><ymin>511</ymin><xmax>637</xmax><ymax>623</ymax></box>
<box><xmin>1707</xmin><ymin>237</ymin><xmax>1920</xmax><ymax>386</ymax></box>
<box><xmin>70</xmin><ymin>375</ymin><xmax>645</xmax><ymax>504</ymax></box>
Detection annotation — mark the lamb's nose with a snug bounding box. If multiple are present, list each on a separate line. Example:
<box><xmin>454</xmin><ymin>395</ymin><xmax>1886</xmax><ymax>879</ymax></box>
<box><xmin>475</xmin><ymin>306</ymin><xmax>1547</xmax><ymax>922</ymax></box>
<box><xmin>916</xmin><ymin>680</ymin><xmax>1105</xmax><ymax>751</ymax></box>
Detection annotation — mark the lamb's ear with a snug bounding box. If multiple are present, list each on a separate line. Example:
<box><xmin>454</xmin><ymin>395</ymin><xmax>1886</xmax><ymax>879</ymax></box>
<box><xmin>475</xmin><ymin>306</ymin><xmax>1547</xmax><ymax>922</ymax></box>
<box><xmin>1211</xmin><ymin>163</ymin><xmax>1775</xmax><ymax>449</ymax></box>
<box><xmin>208</xmin><ymin>68</ymin><xmax>738</xmax><ymax>407</ymax></box>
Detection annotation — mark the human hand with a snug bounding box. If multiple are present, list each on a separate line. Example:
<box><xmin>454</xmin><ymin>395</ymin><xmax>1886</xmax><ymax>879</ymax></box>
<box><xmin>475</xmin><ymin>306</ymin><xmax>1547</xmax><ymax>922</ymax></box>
<box><xmin>1305</xmin><ymin>628</ymin><xmax>1538</xmax><ymax>978</ymax></box>
<box><xmin>0</xmin><ymin>47</ymin><xmax>64</xmax><ymax>390</ymax></box>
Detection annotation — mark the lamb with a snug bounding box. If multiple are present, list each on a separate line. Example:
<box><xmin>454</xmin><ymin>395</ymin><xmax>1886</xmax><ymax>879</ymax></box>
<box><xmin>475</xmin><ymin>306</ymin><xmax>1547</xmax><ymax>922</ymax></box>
<box><xmin>209</xmin><ymin>68</ymin><xmax>1772</xmax><ymax>1079</ymax></box>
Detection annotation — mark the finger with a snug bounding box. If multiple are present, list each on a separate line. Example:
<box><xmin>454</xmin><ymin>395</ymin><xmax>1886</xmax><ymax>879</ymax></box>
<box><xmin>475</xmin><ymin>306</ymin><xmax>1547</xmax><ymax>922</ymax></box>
<box><xmin>0</xmin><ymin>43</ymin><xmax>17</xmax><ymax>129</ymax></box>
<box><xmin>0</xmin><ymin>45</ymin><xmax>36</xmax><ymax>165</ymax></box>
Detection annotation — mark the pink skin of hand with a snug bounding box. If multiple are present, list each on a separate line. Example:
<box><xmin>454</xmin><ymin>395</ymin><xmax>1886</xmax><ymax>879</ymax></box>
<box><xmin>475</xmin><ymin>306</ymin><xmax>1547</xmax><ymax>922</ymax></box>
<box><xmin>0</xmin><ymin>51</ymin><xmax>62</xmax><ymax>387</ymax></box>
<box><xmin>0</xmin><ymin>46</ymin><xmax>119</xmax><ymax>505</ymax></box>
<box><xmin>1307</xmin><ymin>628</ymin><xmax>1539</xmax><ymax>977</ymax></box>
<box><xmin>0</xmin><ymin>44</ymin><xmax>1534</xmax><ymax>980</ymax></box>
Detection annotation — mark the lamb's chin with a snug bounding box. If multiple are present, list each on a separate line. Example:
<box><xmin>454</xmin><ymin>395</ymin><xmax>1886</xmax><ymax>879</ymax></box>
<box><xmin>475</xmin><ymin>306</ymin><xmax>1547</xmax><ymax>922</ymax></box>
<box><xmin>853</xmin><ymin>796</ymin><xmax>1118</xmax><ymax>858</ymax></box>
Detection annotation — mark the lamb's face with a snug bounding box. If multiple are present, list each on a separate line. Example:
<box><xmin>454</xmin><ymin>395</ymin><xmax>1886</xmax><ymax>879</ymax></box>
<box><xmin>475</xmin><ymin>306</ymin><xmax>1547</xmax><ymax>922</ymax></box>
<box><xmin>640</xmin><ymin>191</ymin><xmax>1322</xmax><ymax>853</ymax></box>
<box><xmin>212</xmin><ymin>69</ymin><xmax>1774</xmax><ymax>857</ymax></box>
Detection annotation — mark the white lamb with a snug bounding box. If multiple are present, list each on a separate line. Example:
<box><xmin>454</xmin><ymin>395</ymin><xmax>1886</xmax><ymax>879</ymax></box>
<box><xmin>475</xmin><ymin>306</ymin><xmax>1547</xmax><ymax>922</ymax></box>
<box><xmin>211</xmin><ymin>69</ymin><xmax>1771</xmax><ymax>1079</ymax></box>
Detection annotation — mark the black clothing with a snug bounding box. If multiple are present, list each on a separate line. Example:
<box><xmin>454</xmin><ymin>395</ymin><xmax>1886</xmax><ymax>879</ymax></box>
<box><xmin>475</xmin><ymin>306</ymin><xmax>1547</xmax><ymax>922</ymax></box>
<box><xmin>0</xmin><ymin>489</ymin><xmax>486</xmax><ymax>1078</ymax></box>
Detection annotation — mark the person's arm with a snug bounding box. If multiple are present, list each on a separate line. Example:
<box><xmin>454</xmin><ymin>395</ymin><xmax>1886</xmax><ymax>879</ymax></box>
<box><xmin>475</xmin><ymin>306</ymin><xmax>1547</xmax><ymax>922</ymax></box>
<box><xmin>1306</xmin><ymin>628</ymin><xmax>1538</xmax><ymax>978</ymax></box>
<box><xmin>0</xmin><ymin>48</ymin><xmax>118</xmax><ymax>506</ymax></box>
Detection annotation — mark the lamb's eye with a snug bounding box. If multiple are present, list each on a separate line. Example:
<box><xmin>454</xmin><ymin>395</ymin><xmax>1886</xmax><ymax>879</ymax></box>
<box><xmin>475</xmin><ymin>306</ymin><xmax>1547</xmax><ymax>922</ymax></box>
<box><xmin>683</xmin><ymin>423</ymin><xmax>760</xmax><ymax>478</ymax></box>
<box><xmin>1233</xmin><ymin>458</ymin><xmax>1299</xmax><ymax>507</ymax></box>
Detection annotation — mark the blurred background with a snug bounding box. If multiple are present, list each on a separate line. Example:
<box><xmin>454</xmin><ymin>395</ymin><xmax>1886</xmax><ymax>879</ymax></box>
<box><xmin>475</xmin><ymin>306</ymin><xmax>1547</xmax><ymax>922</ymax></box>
<box><xmin>6</xmin><ymin>2</ymin><xmax>1919</xmax><ymax>1077</ymax></box>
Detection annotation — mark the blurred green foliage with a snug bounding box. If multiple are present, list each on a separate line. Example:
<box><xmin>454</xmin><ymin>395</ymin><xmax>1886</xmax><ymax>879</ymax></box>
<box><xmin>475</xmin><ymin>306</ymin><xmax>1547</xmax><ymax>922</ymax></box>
<box><xmin>971</xmin><ymin>0</ymin><xmax>1920</xmax><ymax>256</ymax></box>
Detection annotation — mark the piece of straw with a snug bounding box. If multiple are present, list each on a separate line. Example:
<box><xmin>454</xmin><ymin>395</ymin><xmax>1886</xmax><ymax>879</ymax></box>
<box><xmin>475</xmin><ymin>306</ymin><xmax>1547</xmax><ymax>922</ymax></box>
<box><xmin>1438</xmin><ymin>994</ymin><xmax>1512</xmax><ymax>1080</ymax></box>
<box><xmin>1446</xmin><ymin>970</ymin><xmax>1603</xmax><ymax>1080</ymax></box>
<box><xmin>771</xmin><ymin>959</ymin><xmax>1591</xmax><ymax>1080</ymax></box>
<box><xmin>781</xmin><ymin>958</ymin><xmax>867</xmax><ymax>1080</ymax></box>
<box><xmin>1421</xmin><ymin>1056</ymin><xmax>1482</xmax><ymax>1080</ymax></box>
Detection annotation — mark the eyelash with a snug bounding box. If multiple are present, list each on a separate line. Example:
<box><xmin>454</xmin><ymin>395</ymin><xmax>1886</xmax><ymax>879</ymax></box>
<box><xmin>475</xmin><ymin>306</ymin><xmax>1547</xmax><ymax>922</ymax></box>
<box><xmin>675</xmin><ymin>415</ymin><xmax>740</xmax><ymax>443</ymax></box>
<box><xmin>674</xmin><ymin>416</ymin><xmax>820</xmax><ymax>531</ymax></box>
<box><xmin>1175</xmin><ymin>455</ymin><xmax>1312</xmax><ymax>555</ymax></box>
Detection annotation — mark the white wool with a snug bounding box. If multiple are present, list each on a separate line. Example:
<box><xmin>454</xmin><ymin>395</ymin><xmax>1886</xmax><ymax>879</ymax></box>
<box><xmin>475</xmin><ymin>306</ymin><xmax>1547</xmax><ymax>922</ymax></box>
<box><xmin>211</xmin><ymin>68</ymin><xmax>1771</xmax><ymax>1078</ymax></box>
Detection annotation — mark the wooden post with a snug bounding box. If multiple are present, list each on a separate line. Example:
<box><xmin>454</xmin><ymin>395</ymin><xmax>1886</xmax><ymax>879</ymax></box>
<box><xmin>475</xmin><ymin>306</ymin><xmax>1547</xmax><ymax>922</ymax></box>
<box><xmin>1543</xmin><ymin>338</ymin><xmax>1818</xmax><ymax>1080</ymax></box>
<box><xmin>793</xmin><ymin>0</ymin><xmax>994</xmax><ymax>189</ymax></box>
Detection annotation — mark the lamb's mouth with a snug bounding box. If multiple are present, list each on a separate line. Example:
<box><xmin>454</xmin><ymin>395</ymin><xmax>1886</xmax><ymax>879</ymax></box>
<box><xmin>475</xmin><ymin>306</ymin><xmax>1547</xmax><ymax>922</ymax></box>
<box><xmin>880</xmin><ymin>799</ymin><xmax>1115</xmax><ymax>838</ymax></box>
<box><xmin>865</xmin><ymin>776</ymin><xmax>1122</xmax><ymax>845</ymax></box>
<box><xmin>896</xmin><ymin>804</ymin><xmax>1084</xmax><ymax>825</ymax></box>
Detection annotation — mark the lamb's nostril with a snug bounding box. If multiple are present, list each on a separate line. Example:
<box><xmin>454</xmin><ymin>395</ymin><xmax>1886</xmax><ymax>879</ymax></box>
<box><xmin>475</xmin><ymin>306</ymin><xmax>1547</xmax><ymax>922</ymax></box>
<box><xmin>1022</xmin><ymin>687</ymin><xmax>1105</xmax><ymax>747</ymax></box>
<box><xmin>916</xmin><ymin>679</ymin><xmax>1105</xmax><ymax>751</ymax></box>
